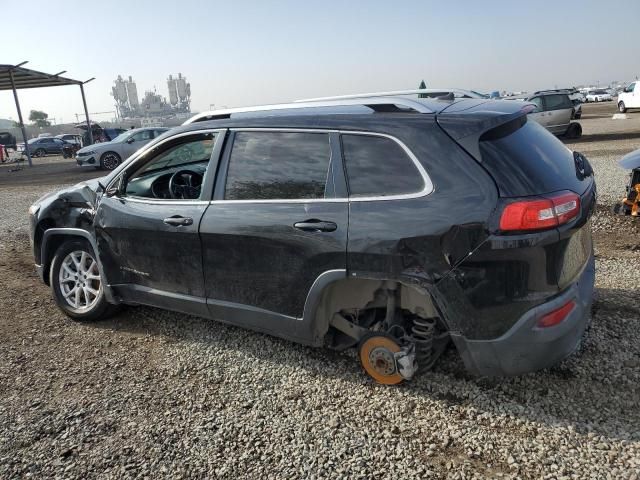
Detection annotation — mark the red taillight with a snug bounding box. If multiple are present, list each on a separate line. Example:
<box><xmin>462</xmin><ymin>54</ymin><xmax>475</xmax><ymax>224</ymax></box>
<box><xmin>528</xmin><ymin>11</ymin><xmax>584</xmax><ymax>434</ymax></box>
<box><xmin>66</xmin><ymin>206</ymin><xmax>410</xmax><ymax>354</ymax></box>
<box><xmin>499</xmin><ymin>191</ymin><xmax>580</xmax><ymax>232</ymax></box>
<box><xmin>537</xmin><ymin>300</ymin><xmax>575</xmax><ymax>328</ymax></box>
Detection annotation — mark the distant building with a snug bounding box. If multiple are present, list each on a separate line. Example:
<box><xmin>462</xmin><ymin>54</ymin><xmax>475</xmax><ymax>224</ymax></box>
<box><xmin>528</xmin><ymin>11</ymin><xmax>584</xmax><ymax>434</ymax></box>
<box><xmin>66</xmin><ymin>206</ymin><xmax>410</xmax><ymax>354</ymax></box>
<box><xmin>111</xmin><ymin>73</ymin><xmax>191</xmax><ymax>120</ymax></box>
<box><xmin>0</xmin><ymin>118</ymin><xmax>16</xmax><ymax>129</ymax></box>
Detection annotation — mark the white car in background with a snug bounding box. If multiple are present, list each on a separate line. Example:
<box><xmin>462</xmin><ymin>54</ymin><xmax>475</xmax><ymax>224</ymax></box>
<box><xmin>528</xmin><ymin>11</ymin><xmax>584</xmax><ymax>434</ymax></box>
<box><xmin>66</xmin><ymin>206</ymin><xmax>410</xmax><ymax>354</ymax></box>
<box><xmin>586</xmin><ymin>89</ymin><xmax>612</xmax><ymax>102</ymax></box>
<box><xmin>75</xmin><ymin>127</ymin><xmax>168</xmax><ymax>170</ymax></box>
<box><xmin>617</xmin><ymin>82</ymin><xmax>640</xmax><ymax>113</ymax></box>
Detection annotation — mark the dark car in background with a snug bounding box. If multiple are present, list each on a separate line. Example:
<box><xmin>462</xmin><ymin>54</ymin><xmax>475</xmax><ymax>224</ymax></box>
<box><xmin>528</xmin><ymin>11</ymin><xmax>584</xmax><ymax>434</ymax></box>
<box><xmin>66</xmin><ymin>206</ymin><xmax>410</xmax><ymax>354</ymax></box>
<box><xmin>18</xmin><ymin>137</ymin><xmax>72</xmax><ymax>157</ymax></box>
<box><xmin>0</xmin><ymin>131</ymin><xmax>17</xmax><ymax>150</ymax></box>
<box><xmin>28</xmin><ymin>92</ymin><xmax>596</xmax><ymax>384</ymax></box>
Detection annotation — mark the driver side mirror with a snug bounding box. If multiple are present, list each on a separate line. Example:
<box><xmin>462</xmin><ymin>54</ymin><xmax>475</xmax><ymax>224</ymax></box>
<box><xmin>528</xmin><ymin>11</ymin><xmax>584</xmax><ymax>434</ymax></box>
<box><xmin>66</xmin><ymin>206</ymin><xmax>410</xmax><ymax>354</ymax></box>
<box><xmin>105</xmin><ymin>186</ymin><xmax>120</xmax><ymax>198</ymax></box>
<box><xmin>126</xmin><ymin>137</ymin><xmax>135</xmax><ymax>144</ymax></box>
<box><xmin>105</xmin><ymin>176</ymin><xmax>123</xmax><ymax>198</ymax></box>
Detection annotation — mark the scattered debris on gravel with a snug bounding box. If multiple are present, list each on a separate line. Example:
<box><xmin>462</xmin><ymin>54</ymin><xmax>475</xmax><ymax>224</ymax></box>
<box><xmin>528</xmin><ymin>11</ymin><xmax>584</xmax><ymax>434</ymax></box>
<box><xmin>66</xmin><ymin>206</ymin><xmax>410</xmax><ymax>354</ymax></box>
<box><xmin>1</xmin><ymin>103</ymin><xmax>639</xmax><ymax>479</ymax></box>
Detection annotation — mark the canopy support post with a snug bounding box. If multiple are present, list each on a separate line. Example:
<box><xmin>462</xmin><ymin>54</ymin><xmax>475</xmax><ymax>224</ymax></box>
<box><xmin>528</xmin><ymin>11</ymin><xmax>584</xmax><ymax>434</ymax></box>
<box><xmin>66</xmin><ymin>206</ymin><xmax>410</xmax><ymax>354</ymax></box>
<box><xmin>9</xmin><ymin>69</ymin><xmax>32</xmax><ymax>167</ymax></box>
<box><xmin>79</xmin><ymin>83</ymin><xmax>94</xmax><ymax>145</ymax></box>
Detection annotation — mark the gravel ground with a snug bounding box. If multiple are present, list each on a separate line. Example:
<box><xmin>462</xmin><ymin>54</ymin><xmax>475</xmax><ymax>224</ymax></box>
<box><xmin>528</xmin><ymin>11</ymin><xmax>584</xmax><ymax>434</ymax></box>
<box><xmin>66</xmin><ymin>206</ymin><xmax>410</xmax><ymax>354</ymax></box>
<box><xmin>1</xmin><ymin>105</ymin><xmax>639</xmax><ymax>479</ymax></box>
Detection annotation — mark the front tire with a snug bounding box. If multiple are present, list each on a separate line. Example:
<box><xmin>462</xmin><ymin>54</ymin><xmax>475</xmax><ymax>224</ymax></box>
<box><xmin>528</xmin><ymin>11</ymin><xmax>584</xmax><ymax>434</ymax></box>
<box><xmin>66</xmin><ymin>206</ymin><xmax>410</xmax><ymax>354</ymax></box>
<box><xmin>100</xmin><ymin>151</ymin><xmax>121</xmax><ymax>171</ymax></box>
<box><xmin>619</xmin><ymin>101</ymin><xmax>627</xmax><ymax>113</ymax></box>
<box><xmin>34</xmin><ymin>148</ymin><xmax>46</xmax><ymax>157</ymax></box>
<box><xmin>50</xmin><ymin>239</ymin><xmax>116</xmax><ymax>321</ymax></box>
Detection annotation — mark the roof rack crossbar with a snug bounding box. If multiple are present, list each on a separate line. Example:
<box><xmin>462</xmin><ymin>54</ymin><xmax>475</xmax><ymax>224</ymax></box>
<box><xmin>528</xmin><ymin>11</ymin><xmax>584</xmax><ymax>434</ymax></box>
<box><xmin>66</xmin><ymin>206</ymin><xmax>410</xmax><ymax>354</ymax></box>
<box><xmin>183</xmin><ymin>96</ymin><xmax>433</xmax><ymax>124</ymax></box>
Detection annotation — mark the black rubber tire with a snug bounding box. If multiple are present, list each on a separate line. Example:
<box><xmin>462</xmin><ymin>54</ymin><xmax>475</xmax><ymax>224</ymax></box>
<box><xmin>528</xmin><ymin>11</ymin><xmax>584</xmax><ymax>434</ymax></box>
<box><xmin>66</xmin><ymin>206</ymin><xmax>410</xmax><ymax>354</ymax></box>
<box><xmin>49</xmin><ymin>239</ymin><xmax>118</xmax><ymax>322</ymax></box>
<box><xmin>100</xmin><ymin>151</ymin><xmax>121</xmax><ymax>171</ymax></box>
<box><xmin>619</xmin><ymin>102</ymin><xmax>627</xmax><ymax>113</ymax></box>
<box><xmin>565</xmin><ymin>123</ymin><xmax>583</xmax><ymax>139</ymax></box>
<box><xmin>35</xmin><ymin>148</ymin><xmax>46</xmax><ymax>157</ymax></box>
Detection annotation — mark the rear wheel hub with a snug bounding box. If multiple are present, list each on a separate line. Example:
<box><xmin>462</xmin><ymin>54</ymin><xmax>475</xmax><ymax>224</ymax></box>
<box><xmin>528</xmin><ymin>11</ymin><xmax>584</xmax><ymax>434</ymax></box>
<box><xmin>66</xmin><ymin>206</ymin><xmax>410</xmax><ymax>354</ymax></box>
<box><xmin>358</xmin><ymin>335</ymin><xmax>404</xmax><ymax>385</ymax></box>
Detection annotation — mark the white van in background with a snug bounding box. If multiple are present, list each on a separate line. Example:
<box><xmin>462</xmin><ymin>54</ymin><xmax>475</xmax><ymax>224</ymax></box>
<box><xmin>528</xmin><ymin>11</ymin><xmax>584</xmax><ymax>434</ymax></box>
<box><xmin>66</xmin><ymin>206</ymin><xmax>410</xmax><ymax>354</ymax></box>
<box><xmin>618</xmin><ymin>82</ymin><xmax>640</xmax><ymax>113</ymax></box>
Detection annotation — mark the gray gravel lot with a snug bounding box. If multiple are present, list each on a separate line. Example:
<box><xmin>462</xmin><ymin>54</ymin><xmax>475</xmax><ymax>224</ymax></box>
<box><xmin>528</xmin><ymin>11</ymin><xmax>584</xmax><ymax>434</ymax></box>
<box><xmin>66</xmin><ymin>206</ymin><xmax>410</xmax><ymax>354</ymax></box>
<box><xmin>0</xmin><ymin>104</ymin><xmax>639</xmax><ymax>479</ymax></box>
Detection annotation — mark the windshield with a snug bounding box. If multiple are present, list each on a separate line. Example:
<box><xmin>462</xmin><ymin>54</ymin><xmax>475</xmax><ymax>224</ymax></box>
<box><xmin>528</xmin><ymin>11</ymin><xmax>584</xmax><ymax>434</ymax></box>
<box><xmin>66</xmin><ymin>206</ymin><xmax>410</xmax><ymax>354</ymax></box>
<box><xmin>110</xmin><ymin>132</ymin><xmax>130</xmax><ymax>143</ymax></box>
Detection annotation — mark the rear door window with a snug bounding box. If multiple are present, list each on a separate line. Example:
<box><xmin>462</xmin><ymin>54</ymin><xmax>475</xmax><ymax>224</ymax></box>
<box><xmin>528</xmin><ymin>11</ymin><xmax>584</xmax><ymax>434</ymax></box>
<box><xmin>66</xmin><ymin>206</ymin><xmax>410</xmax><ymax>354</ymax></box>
<box><xmin>529</xmin><ymin>97</ymin><xmax>543</xmax><ymax>111</ymax></box>
<box><xmin>341</xmin><ymin>134</ymin><xmax>424</xmax><ymax>198</ymax></box>
<box><xmin>224</xmin><ymin>131</ymin><xmax>331</xmax><ymax>200</ymax></box>
<box><xmin>544</xmin><ymin>94</ymin><xmax>571</xmax><ymax>110</ymax></box>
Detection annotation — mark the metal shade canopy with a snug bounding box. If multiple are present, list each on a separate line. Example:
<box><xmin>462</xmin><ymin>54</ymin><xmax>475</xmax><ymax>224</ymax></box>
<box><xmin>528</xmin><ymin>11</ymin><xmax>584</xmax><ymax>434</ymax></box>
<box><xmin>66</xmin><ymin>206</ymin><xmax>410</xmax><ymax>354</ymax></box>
<box><xmin>0</xmin><ymin>62</ymin><xmax>95</xmax><ymax>167</ymax></box>
<box><xmin>0</xmin><ymin>64</ymin><xmax>80</xmax><ymax>90</ymax></box>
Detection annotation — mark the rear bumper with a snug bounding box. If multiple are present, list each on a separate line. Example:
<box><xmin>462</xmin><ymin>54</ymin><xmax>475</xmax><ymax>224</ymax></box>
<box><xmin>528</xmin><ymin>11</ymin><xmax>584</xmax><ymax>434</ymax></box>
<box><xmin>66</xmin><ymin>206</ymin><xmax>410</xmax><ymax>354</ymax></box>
<box><xmin>451</xmin><ymin>253</ymin><xmax>595</xmax><ymax>376</ymax></box>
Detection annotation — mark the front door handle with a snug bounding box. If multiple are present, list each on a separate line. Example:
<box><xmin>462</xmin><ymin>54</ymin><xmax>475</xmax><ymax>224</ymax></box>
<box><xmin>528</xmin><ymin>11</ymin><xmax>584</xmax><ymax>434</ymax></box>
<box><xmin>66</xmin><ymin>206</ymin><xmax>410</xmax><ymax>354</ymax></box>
<box><xmin>293</xmin><ymin>219</ymin><xmax>337</xmax><ymax>232</ymax></box>
<box><xmin>163</xmin><ymin>215</ymin><xmax>193</xmax><ymax>227</ymax></box>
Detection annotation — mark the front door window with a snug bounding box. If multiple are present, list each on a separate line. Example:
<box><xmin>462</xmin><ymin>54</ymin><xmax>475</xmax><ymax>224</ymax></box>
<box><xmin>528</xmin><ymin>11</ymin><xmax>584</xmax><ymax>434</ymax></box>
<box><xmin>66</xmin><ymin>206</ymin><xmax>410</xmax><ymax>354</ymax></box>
<box><xmin>124</xmin><ymin>133</ymin><xmax>217</xmax><ymax>200</ymax></box>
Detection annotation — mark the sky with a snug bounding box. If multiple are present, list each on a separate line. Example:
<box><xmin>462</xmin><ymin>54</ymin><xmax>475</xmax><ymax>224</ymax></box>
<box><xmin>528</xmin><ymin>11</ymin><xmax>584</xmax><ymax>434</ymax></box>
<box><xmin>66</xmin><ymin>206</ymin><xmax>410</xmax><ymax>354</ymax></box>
<box><xmin>1</xmin><ymin>0</ymin><xmax>638</xmax><ymax>125</ymax></box>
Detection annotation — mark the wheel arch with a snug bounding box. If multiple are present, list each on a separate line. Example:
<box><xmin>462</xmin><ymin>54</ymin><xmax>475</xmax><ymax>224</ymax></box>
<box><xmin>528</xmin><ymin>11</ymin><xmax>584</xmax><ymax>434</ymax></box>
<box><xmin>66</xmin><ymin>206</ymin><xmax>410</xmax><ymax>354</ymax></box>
<box><xmin>302</xmin><ymin>271</ymin><xmax>446</xmax><ymax>347</ymax></box>
<box><xmin>40</xmin><ymin>228</ymin><xmax>116</xmax><ymax>302</ymax></box>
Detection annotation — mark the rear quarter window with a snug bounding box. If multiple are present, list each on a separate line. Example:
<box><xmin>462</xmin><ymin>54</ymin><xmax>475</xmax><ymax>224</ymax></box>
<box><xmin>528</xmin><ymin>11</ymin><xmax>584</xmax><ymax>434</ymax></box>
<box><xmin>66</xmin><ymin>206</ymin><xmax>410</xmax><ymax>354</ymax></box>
<box><xmin>479</xmin><ymin>119</ymin><xmax>591</xmax><ymax>197</ymax></box>
<box><xmin>341</xmin><ymin>134</ymin><xmax>425</xmax><ymax>198</ymax></box>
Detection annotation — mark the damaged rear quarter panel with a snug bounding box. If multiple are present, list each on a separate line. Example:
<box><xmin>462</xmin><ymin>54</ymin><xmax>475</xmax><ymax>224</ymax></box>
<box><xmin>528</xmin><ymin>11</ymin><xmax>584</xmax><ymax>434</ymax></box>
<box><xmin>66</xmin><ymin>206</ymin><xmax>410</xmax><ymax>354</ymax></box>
<box><xmin>346</xmin><ymin>123</ymin><xmax>498</xmax><ymax>336</ymax></box>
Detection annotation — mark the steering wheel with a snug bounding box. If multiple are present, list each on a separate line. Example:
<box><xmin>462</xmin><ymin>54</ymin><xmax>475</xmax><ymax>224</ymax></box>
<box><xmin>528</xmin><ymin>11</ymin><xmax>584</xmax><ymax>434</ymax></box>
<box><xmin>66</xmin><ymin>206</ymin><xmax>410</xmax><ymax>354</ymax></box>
<box><xmin>168</xmin><ymin>169</ymin><xmax>203</xmax><ymax>199</ymax></box>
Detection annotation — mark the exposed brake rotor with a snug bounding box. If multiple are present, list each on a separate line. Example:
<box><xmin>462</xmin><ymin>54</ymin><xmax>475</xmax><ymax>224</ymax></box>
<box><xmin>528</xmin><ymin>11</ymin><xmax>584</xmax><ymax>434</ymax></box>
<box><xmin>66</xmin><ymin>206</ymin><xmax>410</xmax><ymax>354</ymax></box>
<box><xmin>358</xmin><ymin>334</ymin><xmax>414</xmax><ymax>385</ymax></box>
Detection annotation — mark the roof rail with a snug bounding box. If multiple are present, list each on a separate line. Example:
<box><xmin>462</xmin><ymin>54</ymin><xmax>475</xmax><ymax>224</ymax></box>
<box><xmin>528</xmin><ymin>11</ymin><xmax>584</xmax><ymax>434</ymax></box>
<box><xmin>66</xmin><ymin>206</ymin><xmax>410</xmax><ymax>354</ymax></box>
<box><xmin>533</xmin><ymin>88</ymin><xmax>576</xmax><ymax>94</ymax></box>
<box><xmin>297</xmin><ymin>88</ymin><xmax>471</xmax><ymax>102</ymax></box>
<box><xmin>183</xmin><ymin>96</ymin><xmax>433</xmax><ymax>125</ymax></box>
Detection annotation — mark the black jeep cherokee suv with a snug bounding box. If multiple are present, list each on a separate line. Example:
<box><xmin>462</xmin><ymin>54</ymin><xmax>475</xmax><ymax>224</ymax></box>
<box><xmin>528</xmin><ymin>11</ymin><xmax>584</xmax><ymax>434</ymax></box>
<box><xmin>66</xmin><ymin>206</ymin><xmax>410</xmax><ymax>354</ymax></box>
<box><xmin>28</xmin><ymin>94</ymin><xmax>596</xmax><ymax>384</ymax></box>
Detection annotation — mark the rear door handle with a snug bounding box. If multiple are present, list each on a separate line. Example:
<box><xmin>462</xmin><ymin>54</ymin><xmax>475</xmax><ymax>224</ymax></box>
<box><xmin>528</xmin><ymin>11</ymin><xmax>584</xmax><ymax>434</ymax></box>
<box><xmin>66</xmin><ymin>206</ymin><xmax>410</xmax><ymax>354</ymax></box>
<box><xmin>293</xmin><ymin>219</ymin><xmax>337</xmax><ymax>232</ymax></box>
<box><xmin>163</xmin><ymin>215</ymin><xmax>193</xmax><ymax>227</ymax></box>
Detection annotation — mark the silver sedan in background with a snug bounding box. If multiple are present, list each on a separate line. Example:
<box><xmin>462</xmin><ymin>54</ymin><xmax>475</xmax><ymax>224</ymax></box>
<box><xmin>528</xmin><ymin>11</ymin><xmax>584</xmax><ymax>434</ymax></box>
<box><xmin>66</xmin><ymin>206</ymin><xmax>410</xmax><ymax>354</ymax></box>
<box><xmin>76</xmin><ymin>127</ymin><xmax>169</xmax><ymax>170</ymax></box>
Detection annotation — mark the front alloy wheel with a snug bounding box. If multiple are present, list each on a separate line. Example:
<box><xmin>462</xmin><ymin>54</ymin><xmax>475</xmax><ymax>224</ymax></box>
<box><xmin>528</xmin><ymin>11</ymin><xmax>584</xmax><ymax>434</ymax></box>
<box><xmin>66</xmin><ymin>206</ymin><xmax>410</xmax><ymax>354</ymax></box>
<box><xmin>58</xmin><ymin>250</ymin><xmax>102</xmax><ymax>312</ymax></box>
<box><xmin>50</xmin><ymin>239</ymin><xmax>118</xmax><ymax>321</ymax></box>
<box><xmin>619</xmin><ymin>102</ymin><xmax>627</xmax><ymax>113</ymax></box>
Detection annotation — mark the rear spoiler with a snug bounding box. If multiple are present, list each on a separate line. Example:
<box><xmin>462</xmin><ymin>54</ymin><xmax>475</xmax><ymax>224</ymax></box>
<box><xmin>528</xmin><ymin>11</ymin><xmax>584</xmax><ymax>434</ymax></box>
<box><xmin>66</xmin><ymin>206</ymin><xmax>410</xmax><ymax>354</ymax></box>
<box><xmin>435</xmin><ymin>100</ymin><xmax>534</xmax><ymax>161</ymax></box>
